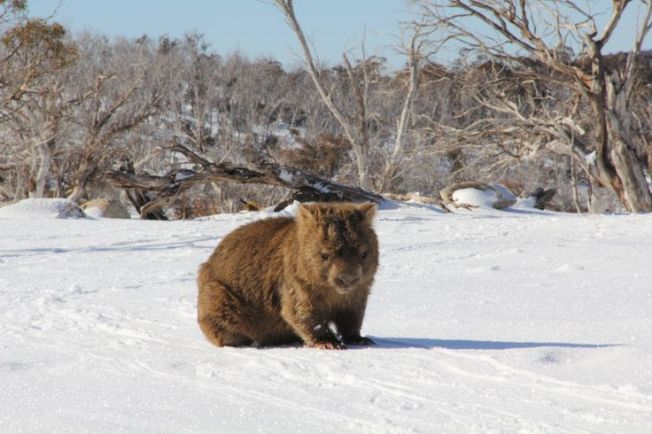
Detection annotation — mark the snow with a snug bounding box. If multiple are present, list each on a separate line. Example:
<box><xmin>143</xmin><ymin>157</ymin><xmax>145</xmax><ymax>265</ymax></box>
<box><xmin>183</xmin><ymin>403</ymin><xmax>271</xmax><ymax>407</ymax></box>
<box><xmin>451</xmin><ymin>183</ymin><xmax>517</xmax><ymax>209</ymax></box>
<box><xmin>279</xmin><ymin>168</ymin><xmax>294</xmax><ymax>183</ymax></box>
<box><xmin>0</xmin><ymin>198</ymin><xmax>86</xmax><ymax>219</ymax></box>
<box><xmin>585</xmin><ymin>151</ymin><xmax>597</xmax><ymax>165</ymax></box>
<box><xmin>174</xmin><ymin>170</ymin><xmax>195</xmax><ymax>182</ymax></box>
<box><xmin>81</xmin><ymin>206</ymin><xmax>104</xmax><ymax>219</ymax></box>
<box><xmin>2</xmin><ymin>203</ymin><xmax>652</xmax><ymax>432</ymax></box>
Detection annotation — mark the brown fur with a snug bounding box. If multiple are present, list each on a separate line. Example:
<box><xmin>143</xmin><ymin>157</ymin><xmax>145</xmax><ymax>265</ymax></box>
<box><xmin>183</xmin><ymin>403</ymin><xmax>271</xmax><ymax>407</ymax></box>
<box><xmin>197</xmin><ymin>202</ymin><xmax>379</xmax><ymax>349</ymax></box>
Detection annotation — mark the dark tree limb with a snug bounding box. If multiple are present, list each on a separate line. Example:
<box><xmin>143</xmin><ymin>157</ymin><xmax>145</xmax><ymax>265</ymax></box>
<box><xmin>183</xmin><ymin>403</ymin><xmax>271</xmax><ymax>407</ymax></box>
<box><xmin>115</xmin><ymin>160</ymin><xmax>167</xmax><ymax>220</ymax></box>
<box><xmin>106</xmin><ymin>144</ymin><xmax>384</xmax><ymax>218</ymax></box>
<box><xmin>529</xmin><ymin>187</ymin><xmax>557</xmax><ymax>210</ymax></box>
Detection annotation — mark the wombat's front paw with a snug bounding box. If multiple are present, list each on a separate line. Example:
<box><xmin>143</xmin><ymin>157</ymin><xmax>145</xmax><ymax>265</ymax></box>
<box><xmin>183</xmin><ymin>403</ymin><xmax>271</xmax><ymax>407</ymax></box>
<box><xmin>309</xmin><ymin>341</ymin><xmax>346</xmax><ymax>350</ymax></box>
<box><xmin>342</xmin><ymin>336</ymin><xmax>375</xmax><ymax>346</ymax></box>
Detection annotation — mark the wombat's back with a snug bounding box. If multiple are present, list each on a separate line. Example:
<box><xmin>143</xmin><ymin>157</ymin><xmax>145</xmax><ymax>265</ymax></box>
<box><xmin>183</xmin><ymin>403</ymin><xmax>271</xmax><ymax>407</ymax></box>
<box><xmin>197</xmin><ymin>216</ymin><xmax>301</xmax><ymax>346</ymax></box>
<box><xmin>199</xmin><ymin>216</ymin><xmax>294</xmax><ymax>301</ymax></box>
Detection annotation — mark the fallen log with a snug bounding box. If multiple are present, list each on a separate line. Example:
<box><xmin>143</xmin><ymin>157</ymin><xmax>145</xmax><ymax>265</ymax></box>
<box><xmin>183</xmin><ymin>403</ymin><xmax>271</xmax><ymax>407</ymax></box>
<box><xmin>106</xmin><ymin>145</ymin><xmax>384</xmax><ymax>218</ymax></box>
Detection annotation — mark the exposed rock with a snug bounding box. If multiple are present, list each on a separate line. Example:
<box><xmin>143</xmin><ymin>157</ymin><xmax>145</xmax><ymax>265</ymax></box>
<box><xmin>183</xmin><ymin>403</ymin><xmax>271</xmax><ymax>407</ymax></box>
<box><xmin>81</xmin><ymin>198</ymin><xmax>131</xmax><ymax>219</ymax></box>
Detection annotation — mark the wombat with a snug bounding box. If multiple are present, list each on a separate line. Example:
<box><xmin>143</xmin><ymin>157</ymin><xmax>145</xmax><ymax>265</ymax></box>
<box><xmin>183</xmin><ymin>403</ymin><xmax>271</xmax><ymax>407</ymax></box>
<box><xmin>197</xmin><ymin>202</ymin><xmax>379</xmax><ymax>349</ymax></box>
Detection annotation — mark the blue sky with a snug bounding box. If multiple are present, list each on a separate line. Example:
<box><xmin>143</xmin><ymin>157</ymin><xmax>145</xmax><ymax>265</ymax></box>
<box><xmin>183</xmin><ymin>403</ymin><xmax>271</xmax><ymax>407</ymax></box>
<box><xmin>28</xmin><ymin>1</ymin><xmax>648</xmax><ymax>70</ymax></box>
<box><xmin>28</xmin><ymin>0</ymin><xmax>412</xmax><ymax>69</ymax></box>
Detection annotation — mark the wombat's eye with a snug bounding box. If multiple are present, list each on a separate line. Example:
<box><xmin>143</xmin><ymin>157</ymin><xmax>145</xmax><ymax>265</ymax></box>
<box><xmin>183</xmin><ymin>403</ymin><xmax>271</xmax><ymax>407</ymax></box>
<box><xmin>361</xmin><ymin>251</ymin><xmax>368</xmax><ymax>259</ymax></box>
<box><xmin>321</xmin><ymin>252</ymin><xmax>330</xmax><ymax>260</ymax></box>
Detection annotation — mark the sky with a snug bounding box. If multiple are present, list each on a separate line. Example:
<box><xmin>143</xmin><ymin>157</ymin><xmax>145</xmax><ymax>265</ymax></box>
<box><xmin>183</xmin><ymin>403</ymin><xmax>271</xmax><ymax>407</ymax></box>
<box><xmin>28</xmin><ymin>0</ymin><xmax>412</xmax><ymax>69</ymax></box>
<box><xmin>27</xmin><ymin>0</ymin><xmax>649</xmax><ymax>71</ymax></box>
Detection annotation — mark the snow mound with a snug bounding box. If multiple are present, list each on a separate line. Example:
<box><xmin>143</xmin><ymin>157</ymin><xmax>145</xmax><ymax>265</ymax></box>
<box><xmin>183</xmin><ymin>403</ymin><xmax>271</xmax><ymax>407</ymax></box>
<box><xmin>452</xmin><ymin>183</ymin><xmax>516</xmax><ymax>209</ymax></box>
<box><xmin>0</xmin><ymin>198</ymin><xmax>86</xmax><ymax>219</ymax></box>
<box><xmin>81</xmin><ymin>199</ymin><xmax>130</xmax><ymax>219</ymax></box>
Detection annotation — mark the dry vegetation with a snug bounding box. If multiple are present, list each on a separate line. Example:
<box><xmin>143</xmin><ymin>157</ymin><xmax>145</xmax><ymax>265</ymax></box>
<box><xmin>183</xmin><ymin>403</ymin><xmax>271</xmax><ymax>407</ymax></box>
<box><xmin>1</xmin><ymin>1</ymin><xmax>651</xmax><ymax>216</ymax></box>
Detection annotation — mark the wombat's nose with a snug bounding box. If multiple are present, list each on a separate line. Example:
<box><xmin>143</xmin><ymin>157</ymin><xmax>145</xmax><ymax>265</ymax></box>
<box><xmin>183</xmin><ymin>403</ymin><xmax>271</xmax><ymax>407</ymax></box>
<box><xmin>335</xmin><ymin>274</ymin><xmax>360</xmax><ymax>288</ymax></box>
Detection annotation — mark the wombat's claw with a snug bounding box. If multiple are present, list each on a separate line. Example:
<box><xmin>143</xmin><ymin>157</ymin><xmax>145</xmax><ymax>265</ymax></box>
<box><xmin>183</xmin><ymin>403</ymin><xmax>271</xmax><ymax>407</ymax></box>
<box><xmin>343</xmin><ymin>336</ymin><xmax>375</xmax><ymax>346</ymax></box>
<box><xmin>310</xmin><ymin>341</ymin><xmax>346</xmax><ymax>350</ymax></box>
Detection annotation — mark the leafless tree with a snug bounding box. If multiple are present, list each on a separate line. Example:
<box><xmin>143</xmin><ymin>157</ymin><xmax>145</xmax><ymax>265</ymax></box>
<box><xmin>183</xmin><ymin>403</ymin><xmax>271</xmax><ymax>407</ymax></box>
<box><xmin>378</xmin><ymin>21</ymin><xmax>434</xmax><ymax>192</ymax></box>
<box><xmin>0</xmin><ymin>19</ymin><xmax>78</xmax><ymax>198</ymax></box>
<box><xmin>416</xmin><ymin>0</ymin><xmax>652</xmax><ymax>212</ymax></box>
<box><xmin>273</xmin><ymin>0</ymin><xmax>376</xmax><ymax>190</ymax></box>
<box><xmin>159</xmin><ymin>34</ymin><xmax>221</xmax><ymax>154</ymax></box>
<box><xmin>65</xmin><ymin>35</ymin><xmax>165</xmax><ymax>201</ymax></box>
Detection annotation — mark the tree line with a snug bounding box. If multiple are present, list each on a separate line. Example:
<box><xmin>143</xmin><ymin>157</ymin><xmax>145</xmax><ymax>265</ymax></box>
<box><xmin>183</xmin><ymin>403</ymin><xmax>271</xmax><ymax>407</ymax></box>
<box><xmin>1</xmin><ymin>0</ymin><xmax>650</xmax><ymax>216</ymax></box>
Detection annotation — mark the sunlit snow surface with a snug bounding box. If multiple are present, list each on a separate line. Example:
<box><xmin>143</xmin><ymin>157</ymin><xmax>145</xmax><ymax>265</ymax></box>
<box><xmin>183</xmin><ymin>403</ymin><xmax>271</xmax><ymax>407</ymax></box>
<box><xmin>1</xmin><ymin>200</ymin><xmax>652</xmax><ymax>432</ymax></box>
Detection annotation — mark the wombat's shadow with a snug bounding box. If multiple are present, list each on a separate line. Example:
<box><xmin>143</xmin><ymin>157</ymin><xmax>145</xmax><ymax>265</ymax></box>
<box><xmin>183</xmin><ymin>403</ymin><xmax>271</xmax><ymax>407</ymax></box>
<box><xmin>250</xmin><ymin>337</ymin><xmax>618</xmax><ymax>350</ymax></box>
<box><xmin>369</xmin><ymin>337</ymin><xmax>619</xmax><ymax>350</ymax></box>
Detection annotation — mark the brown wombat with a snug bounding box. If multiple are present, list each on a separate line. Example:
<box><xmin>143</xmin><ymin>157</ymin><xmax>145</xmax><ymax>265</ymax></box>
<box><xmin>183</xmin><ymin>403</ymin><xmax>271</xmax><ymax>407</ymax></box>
<box><xmin>197</xmin><ymin>202</ymin><xmax>379</xmax><ymax>349</ymax></box>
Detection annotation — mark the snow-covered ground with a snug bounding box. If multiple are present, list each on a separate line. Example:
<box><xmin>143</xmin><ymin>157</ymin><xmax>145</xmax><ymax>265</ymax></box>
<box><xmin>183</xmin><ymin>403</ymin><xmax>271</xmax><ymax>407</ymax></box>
<box><xmin>2</xmin><ymin>201</ymin><xmax>652</xmax><ymax>433</ymax></box>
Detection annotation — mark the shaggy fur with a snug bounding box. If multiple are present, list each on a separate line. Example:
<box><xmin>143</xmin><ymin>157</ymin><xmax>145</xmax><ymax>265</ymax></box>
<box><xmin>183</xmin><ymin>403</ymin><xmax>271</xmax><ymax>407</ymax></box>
<box><xmin>197</xmin><ymin>202</ymin><xmax>379</xmax><ymax>349</ymax></box>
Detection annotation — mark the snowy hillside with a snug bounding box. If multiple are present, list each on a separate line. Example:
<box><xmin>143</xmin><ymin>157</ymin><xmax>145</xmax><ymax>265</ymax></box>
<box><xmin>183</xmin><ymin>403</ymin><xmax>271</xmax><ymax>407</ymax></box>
<box><xmin>1</xmin><ymin>202</ymin><xmax>652</xmax><ymax>433</ymax></box>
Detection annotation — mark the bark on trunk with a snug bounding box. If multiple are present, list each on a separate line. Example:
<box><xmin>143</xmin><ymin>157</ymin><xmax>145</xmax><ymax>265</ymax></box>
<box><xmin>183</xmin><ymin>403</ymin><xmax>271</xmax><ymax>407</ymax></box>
<box><xmin>604</xmin><ymin>64</ymin><xmax>652</xmax><ymax>212</ymax></box>
<box><xmin>31</xmin><ymin>137</ymin><xmax>54</xmax><ymax>198</ymax></box>
<box><xmin>583</xmin><ymin>51</ymin><xmax>651</xmax><ymax>212</ymax></box>
<box><xmin>607</xmin><ymin>113</ymin><xmax>652</xmax><ymax>212</ymax></box>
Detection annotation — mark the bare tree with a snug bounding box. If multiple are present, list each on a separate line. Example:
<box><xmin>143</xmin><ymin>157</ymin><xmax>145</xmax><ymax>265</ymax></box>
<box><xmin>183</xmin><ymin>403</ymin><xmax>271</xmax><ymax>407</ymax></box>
<box><xmin>273</xmin><ymin>0</ymin><xmax>375</xmax><ymax>190</ymax></box>
<box><xmin>417</xmin><ymin>0</ymin><xmax>652</xmax><ymax>212</ymax></box>
<box><xmin>65</xmin><ymin>35</ymin><xmax>165</xmax><ymax>201</ymax></box>
<box><xmin>378</xmin><ymin>22</ymin><xmax>431</xmax><ymax>192</ymax></box>
<box><xmin>159</xmin><ymin>34</ymin><xmax>221</xmax><ymax>154</ymax></box>
<box><xmin>0</xmin><ymin>19</ymin><xmax>78</xmax><ymax>198</ymax></box>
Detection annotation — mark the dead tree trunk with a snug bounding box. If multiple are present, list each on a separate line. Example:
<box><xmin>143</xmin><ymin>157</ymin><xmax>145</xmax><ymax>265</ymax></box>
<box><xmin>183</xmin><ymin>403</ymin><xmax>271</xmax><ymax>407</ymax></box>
<box><xmin>105</xmin><ymin>145</ymin><xmax>384</xmax><ymax>219</ymax></box>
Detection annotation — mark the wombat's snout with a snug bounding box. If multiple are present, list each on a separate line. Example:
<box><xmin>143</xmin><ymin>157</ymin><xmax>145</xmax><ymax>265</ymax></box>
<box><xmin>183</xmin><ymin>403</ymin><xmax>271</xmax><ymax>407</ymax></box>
<box><xmin>334</xmin><ymin>273</ymin><xmax>361</xmax><ymax>291</ymax></box>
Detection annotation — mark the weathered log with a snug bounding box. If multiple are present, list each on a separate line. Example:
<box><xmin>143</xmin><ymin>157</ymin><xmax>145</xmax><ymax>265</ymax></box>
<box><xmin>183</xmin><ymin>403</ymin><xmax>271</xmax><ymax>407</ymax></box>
<box><xmin>105</xmin><ymin>145</ymin><xmax>384</xmax><ymax>218</ymax></box>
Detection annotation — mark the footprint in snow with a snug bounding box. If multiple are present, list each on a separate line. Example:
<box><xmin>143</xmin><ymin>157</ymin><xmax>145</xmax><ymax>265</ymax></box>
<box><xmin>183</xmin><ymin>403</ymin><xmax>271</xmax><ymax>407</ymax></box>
<box><xmin>552</xmin><ymin>264</ymin><xmax>585</xmax><ymax>273</ymax></box>
<box><xmin>467</xmin><ymin>265</ymin><xmax>501</xmax><ymax>273</ymax></box>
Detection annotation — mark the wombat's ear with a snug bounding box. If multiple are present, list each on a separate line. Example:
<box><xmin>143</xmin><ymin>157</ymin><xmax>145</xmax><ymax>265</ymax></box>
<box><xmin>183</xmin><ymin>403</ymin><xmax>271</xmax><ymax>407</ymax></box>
<box><xmin>297</xmin><ymin>203</ymin><xmax>319</xmax><ymax>224</ymax></box>
<box><xmin>357</xmin><ymin>202</ymin><xmax>376</xmax><ymax>224</ymax></box>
